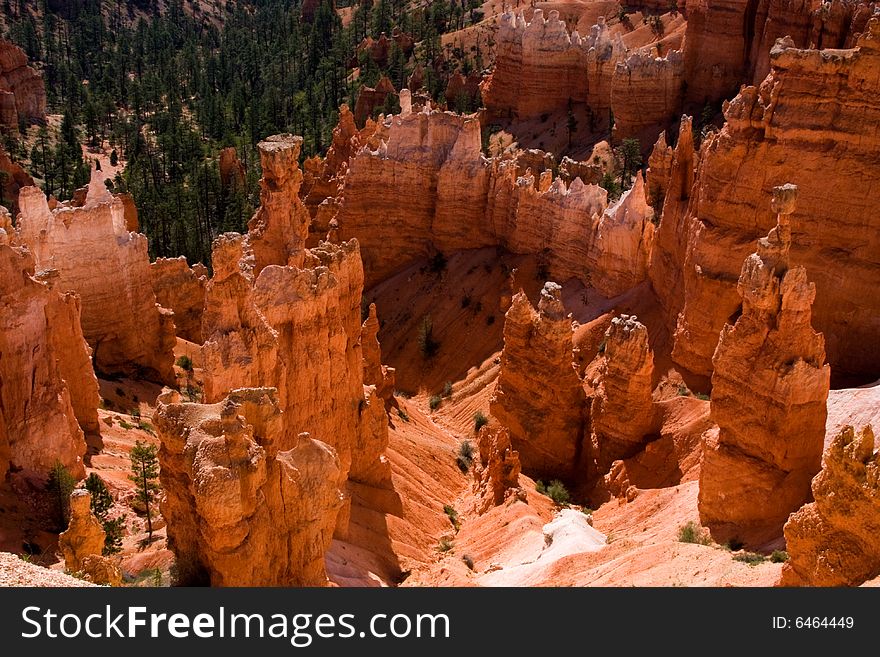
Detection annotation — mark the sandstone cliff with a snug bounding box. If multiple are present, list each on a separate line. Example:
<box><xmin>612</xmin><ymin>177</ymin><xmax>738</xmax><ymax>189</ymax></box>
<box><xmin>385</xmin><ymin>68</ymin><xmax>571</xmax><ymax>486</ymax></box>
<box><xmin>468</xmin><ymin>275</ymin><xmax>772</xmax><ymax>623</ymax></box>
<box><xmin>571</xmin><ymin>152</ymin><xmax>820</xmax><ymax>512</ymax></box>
<box><xmin>150</xmin><ymin>256</ymin><xmax>207</xmax><ymax>344</ymax></box>
<box><xmin>698</xmin><ymin>185</ymin><xmax>830</xmax><ymax>546</ymax></box>
<box><xmin>156</xmin><ymin>388</ymin><xmax>344</xmax><ymax>586</ymax></box>
<box><xmin>665</xmin><ymin>22</ymin><xmax>880</xmax><ymax>383</ymax></box>
<box><xmin>781</xmin><ymin>424</ymin><xmax>880</xmax><ymax>587</ymax></box>
<box><xmin>15</xmin><ymin>177</ymin><xmax>176</xmax><ymax>383</ymax></box>
<box><xmin>0</xmin><ymin>39</ymin><xmax>45</xmax><ymax>129</ymax></box>
<box><xmin>491</xmin><ymin>283</ymin><xmax>587</xmax><ymax>481</ymax></box>
<box><xmin>0</xmin><ymin>238</ymin><xmax>96</xmax><ymax>481</ymax></box>
<box><xmin>590</xmin><ymin>315</ymin><xmax>656</xmax><ymax>473</ymax></box>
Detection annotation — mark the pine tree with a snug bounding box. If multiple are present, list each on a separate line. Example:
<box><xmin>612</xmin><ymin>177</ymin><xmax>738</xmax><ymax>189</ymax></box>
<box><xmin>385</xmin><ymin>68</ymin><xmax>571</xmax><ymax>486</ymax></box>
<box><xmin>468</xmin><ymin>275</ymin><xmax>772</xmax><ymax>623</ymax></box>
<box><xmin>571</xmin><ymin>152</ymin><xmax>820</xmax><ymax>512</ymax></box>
<box><xmin>84</xmin><ymin>473</ymin><xmax>124</xmax><ymax>555</ymax></box>
<box><xmin>45</xmin><ymin>462</ymin><xmax>76</xmax><ymax>531</ymax></box>
<box><xmin>129</xmin><ymin>441</ymin><xmax>160</xmax><ymax>542</ymax></box>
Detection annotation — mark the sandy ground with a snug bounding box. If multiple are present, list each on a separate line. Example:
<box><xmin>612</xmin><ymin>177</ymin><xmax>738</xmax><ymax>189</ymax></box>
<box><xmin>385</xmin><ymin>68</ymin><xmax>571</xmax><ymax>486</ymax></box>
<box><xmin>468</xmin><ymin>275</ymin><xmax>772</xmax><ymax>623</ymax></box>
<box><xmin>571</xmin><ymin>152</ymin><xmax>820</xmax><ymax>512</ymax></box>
<box><xmin>0</xmin><ymin>552</ymin><xmax>94</xmax><ymax>587</ymax></box>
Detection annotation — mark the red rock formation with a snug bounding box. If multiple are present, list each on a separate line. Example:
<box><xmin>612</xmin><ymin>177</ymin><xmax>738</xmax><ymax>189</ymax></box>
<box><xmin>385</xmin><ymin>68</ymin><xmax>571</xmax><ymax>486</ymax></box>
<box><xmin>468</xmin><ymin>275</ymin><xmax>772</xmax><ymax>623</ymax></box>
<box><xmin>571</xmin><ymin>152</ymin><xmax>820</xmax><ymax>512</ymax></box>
<box><xmin>156</xmin><ymin>388</ymin><xmax>344</xmax><ymax>586</ymax></box>
<box><xmin>590</xmin><ymin>314</ymin><xmax>657</xmax><ymax>472</ymax></box>
<box><xmin>445</xmin><ymin>71</ymin><xmax>482</xmax><ymax>109</ymax></box>
<box><xmin>491</xmin><ymin>283</ymin><xmax>587</xmax><ymax>481</ymax></box>
<box><xmin>699</xmin><ymin>184</ymin><xmax>830</xmax><ymax>546</ymax></box>
<box><xmin>0</xmin><ymin>144</ymin><xmax>35</xmax><ymax>210</ymax></box>
<box><xmin>353</xmin><ymin>76</ymin><xmax>396</xmax><ymax>127</ymax></box>
<box><xmin>15</xmin><ymin>178</ymin><xmax>176</xmax><ymax>384</ymax></box>
<box><xmin>0</xmin><ymin>238</ymin><xmax>96</xmax><ymax>480</ymax></box>
<box><xmin>361</xmin><ymin>303</ymin><xmax>395</xmax><ymax>407</ymax></box>
<box><xmin>645</xmin><ymin>130</ymin><xmax>674</xmax><ymax>211</ymax></box>
<box><xmin>648</xmin><ymin>116</ymin><xmax>696</xmax><ymax>331</ymax></box>
<box><xmin>246</xmin><ymin>134</ymin><xmax>310</xmax><ymax>273</ymax></box>
<box><xmin>0</xmin><ymin>39</ymin><xmax>45</xmax><ymax>129</ymax></box>
<box><xmin>668</xmin><ymin>23</ymin><xmax>880</xmax><ymax>382</ymax></box>
<box><xmin>337</xmin><ymin>104</ymin><xmax>638</xmax><ymax>289</ymax></box>
<box><xmin>201</xmin><ymin>135</ymin><xmax>392</xmax><ymax>540</ymax></box>
<box><xmin>585</xmin><ymin>172</ymin><xmax>655</xmax><ymax>297</ymax></box>
<box><xmin>218</xmin><ymin>146</ymin><xmax>246</xmax><ymax>191</ymax></box>
<box><xmin>611</xmin><ymin>49</ymin><xmax>685</xmax><ymax>147</ymax></box>
<box><xmin>482</xmin><ymin>10</ymin><xmax>621</xmax><ymax>128</ymax></box>
<box><xmin>150</xmin><ymin>256</ymin><xmax>207</xmax><ymax>344</ymax></box>
<box><xmin>58</xmin><ymin>490</ymin><xmax>105</xmax><ymax>572</ymax></box>
<box><xmin>474</xmin><ymin>426</ymin><xmax>524</xmax><ymax>513</ymax></box>
<box><xmin>781</xmin><ymin>424</ymin><xmax>880</xmax><ymax>587</ymax></box>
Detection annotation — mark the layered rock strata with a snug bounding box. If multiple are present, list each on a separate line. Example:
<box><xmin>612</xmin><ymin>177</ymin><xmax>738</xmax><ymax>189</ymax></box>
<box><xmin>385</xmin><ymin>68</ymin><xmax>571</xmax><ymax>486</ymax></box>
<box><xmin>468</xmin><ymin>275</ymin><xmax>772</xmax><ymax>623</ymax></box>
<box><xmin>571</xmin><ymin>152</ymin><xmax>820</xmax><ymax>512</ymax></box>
<box><xmin>15</xmin><ymin>177</ymin><xmax>175</xmax><ymax>383</ymax></box>
<box><xmin>664</xmin><ymin>22</ymin><xmax>880</xmax><ymax>382</ymax></box>
<box><xmin>590</xmin><ymin>315</ymin><xmax>656</xmax><ymax>472</ymax></box>
<box><xmin>698</xmin><ymin>184</ymin><xmax>830</xmax><ymax>546</ymax></box>
<box><xmin>150</xmin><ymin>256</ymin><xmax>207</xmax><ymax>344</ymax></box>
<box><xmin>473</xmin><ymin>426</ymin><xmax>523</xmax><ymax>513</ymax></box>
<box><xmin>0</xmin><ymin>238</ymin><xmax>96</xmax><ymax>480</ymax></box>
<box><xmin>491</xmin><ymin>283</ymin><xmax>587</xmax><ymax>481</ymax></box>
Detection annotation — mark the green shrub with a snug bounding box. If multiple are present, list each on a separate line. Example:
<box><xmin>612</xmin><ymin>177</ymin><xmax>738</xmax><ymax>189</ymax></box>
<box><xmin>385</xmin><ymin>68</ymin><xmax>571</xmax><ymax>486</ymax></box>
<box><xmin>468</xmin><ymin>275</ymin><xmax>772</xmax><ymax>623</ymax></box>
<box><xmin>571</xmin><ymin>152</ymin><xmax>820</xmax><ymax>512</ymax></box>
<box><xmin>473</xmin><ymin>411</ymin><xmax>489</xmax><ymax>433</ymax></box>
<box><xmin>442</xmin><ymin>381</ymin><xmax>453</xmax><ymax>398</ymax></box>
<box><xmin>733</xmin><ymin>552</ymin><xmax>766</xmax><ymax>566</ymax></box>
<box><xmin>536</xmin><ymin>479</ymin><xmax>570</xmax><ymax>506</ymax></box>
<box><xmin>417</xmin><ymin>316</ymin><xmax>440</xmax><ymax>358</ymax></box>
<box><xmin>456</xmin><ymin>441</ymin><xmax>474</xmax><ymax>473</ymax></box>
<box><xmin>437</xmin><ymin>537</ymin><xmax>454</xmax><ymax>553</ymax></box>
<box><xmin>46</xmin><ymin>462</ymin><xmax>76</xmax><ymax>530</ymax></box>
<box><xmin>677</xmin><ymin>385</ymin><xmax>690</xmax><ymax>396</ymax></box>
<box><xmin>175</xmin><ymin>355</ymin><xmax>193</xmax><ymax>372</ymax></box>
<box><xmin>138</xmin><ymin>421</ymin><xmax>155</xmax><ymax>435</ymax></box>
<box><xmin>461</xmin><ymin>554</ymin><xmax>475</xmax><ymax>570</ymax></box>
<box><xmin>770</xmin><ymin>550</ymin><xmax>789</xmax><ymax>563</ymax></box>
<box><xmin>429</xmin><ymin>395</ymin><xmax>442</xmax><ymax>411</ymax></box>
<box><xmin>677</xmin><ymin>521</ymin><xmax>710</xmax><ymax>545</ymax></box>
<box><xmin>443</xmin><ymin>504</ymin><xmax>460</xmax><ymax>531</ymax></box>
<box><xmin>696</xmin><ymin>392</ymin><xmax>710</xmax><ymax>401</ymax></box>
<box><xmin>119</xmin><ymin>420</ymin><xmax>134</xmax><ymax>430</ymax></box>
<box><xmin>397</xmin><ymin>408</ymin><xmax>410</xmax><ymax>423</ymax></box>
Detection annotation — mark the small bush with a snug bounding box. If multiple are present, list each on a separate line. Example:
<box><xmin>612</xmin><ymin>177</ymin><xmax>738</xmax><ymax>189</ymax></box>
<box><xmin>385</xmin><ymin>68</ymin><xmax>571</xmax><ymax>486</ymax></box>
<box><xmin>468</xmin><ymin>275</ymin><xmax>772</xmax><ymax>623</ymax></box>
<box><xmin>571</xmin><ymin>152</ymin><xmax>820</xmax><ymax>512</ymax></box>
<box><xmin>725</xmin><ymin>538</ymin><xmax>745</xmax><ymax>551</ymax></box>
<box><xmin>119</xmin><ymin>420</ymin><xmax>134</xmax><ymax>430</ymax></box>
<box><xmin>397</xmin><ymin>408</ymin><xmax>410</xmax><ymax>423</ymax></box>
<box><xmin>417</xmin><ymin>316</ymin><xmax>440</xmax><ymax>359</ymax></box>
<box><xmin>733</xmin><ymin>552</ymin><xmax>766</xmax><ymax>566</ymax></box>
<box><xmin>473</xmin><ymin>411</ymin><xmax>489</xmax><ymax>433</ymax></box>
<box><xmin>175</xmin><ymin>355</ymin><xmax>193</xmax><ymax>372</ymax></box>
<box><xmin>456</xmin><ymin>440</ymin><xmax>474</xmax><ymax>473</ymax></box>
<box><xmin>677</xmin><ymin>521</ymin><xmax>710</xmax><ymax>545</ymax></box>
<box><xmin>770</xmin><ymin>550</ymin><xmax>789</xmax><ymax>563</ymax></box>
<box><xmin>536</xmin><ymin>479</ymin><xmax>570</xmax><ymax>506</ymax></box>
<box><xmin>131</xmin><ymin>407</ymin><xmax>141</xmax><ymax>419</ymax></box>
<box><xmin>442</xmin><ymin>381</ymin><xmax>453</xmax><ymax>398</ymax></box>
<box><xmin>429</xmin><ymin>395</ymin><xmax>442</xmax><ymax>411</ymax></box>
<box><xmin>696</xmin><ymin>392</ymin><xmax>710</xmax><ymax>401</ymax></box>
<box><xmin>443</xmin><ymin>504</ymin><xmax>460</xmax><ymax>531</ymax></box>
<box><xmin>677</xmin><ymin>385</ymin><xmax>690</xmax><ymax>396</ymax></box>
<box><xmin>138</xmin><ymin>421</ymin><xmax>155</xmax><ymax>435</ymax></box>
<box><xmin>462</xmin><ymin>554</ymin><xmax>475</xmax><ymax>570</ymax></box>
<box><xmin>597</xmin><ymin>340</ymin><xmax>607</xmax><ymax>354</ymax></box>
<box><xmin>428</xmin><ymin>252</ymin><xmax>447</xmax><ymax>274</ymax></box>
<box><xmin>437</xmin><ymin>537</ymin><xmax>454</xmax><ymax>553</ymax></box>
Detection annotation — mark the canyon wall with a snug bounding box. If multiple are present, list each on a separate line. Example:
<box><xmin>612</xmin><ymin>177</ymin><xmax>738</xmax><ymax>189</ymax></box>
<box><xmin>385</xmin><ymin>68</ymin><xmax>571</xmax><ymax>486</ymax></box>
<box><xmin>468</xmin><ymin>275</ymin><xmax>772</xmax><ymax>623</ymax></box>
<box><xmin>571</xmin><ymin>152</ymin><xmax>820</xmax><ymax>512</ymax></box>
<box><xmin>482</xmin><ymin>10</ymin><xmax>621</xmax><ymax>127</ymax></box>
<box><xmin>656</xmin><ymin>21</ymin><xmax>880</xmax><ymax>383</ymax></box>
<box><xmin>335</xmin><ymin>102</ymin><xmax>653</xmax><ymax>291</ymax></box>
<box><xmin>15</xmin><ymin>178</ymin><xmax>176</xmax><ymax>383</ymax></box>
<box><xmin>0</xmin><ymin>237</ymin><xmax>96</xmax><ymax>481</ymax></box>
<box><xmin>698</xmin><ymin>185</ymin><xmax>829</xmax><ymax>546</ymax></box>
<box><xmin>781</xmin><ymin>424</ymin><xmax>880</xmax><ymax>587</ymax></box>
<box><xmin>150</xmin><ymin>257</ymin><xmax>207</xmax><ymax>344</ymax></box>
<box><xmin>0</xmin><ymin>39</ymin><xmax>45</xmax><ymax>129</ymax></box>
